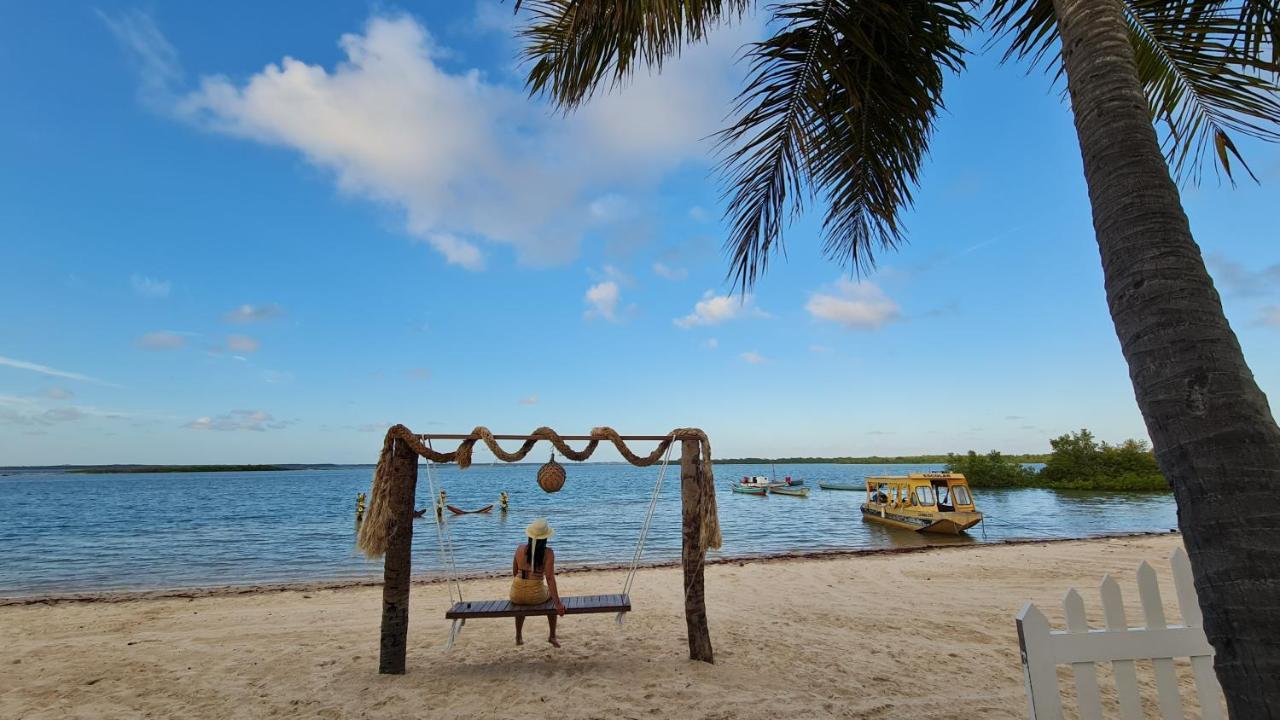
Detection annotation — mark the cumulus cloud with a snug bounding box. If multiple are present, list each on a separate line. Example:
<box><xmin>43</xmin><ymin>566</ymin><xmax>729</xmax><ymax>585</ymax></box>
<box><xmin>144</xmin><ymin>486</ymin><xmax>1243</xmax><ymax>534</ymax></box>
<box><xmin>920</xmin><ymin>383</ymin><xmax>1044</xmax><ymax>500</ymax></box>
<box><xmin>652</xmin><ymin>262</ymin><xmax>688</xmax><ymax>281</ymax></box>
<box><xmin>805</xmin><ymin>279</ymin><xmax>901</xmax><ymax>331</ymax></box>
<box><xmin>739</xmin><ymin>351</ymin><xmax>766</xmax><ymax>364</ymax></box>
<box><xmin>130</xmin><ymin>274</ymin><xmax>171</xmax><ymax>299</ymax></box>
<box><xmin>185</xmin><ymin>409</ymin><xmax>290</xmax><ymax>432</ymax></box>
<box><xmin>226</xmin><ymin>334</ymin><xmax>260</xmax><ymax>353</ymax></box>
<box><xmin>223</xmin><ymin>303</ymin><xmax>284</xmax><ymax>324</ymax></box>
<box><xmin>674</xmin><ymin>291</ymin><xmax>765</xmax><ymax>328</ymax></box>
<box><xmin>136</xmin><ymin>331</ymin><xmax>188</xmax><ymax>351</ymax></box>
<box><xmin>0</xmin><ymin>356</ymin><xmax>121</xmax><ymax>388</ymax></box>
<box><xmin>1208</xmin><ymin>254</ymin><xmax>1280</xmax><ymax>297</ymax></box>
<box><xmin>110</xmin><ymin>13</ymin><xmax>751</xmax><ymax>269</ymax></box>
<box><xmin>519</xmin><ymin>395</ymin><xmax>539</xmax><ymax>405</ymax></box>
<box><xmin>584</xmin><ymin>281</ymin><xmax>621</xmax><ymax>322</ymax></box>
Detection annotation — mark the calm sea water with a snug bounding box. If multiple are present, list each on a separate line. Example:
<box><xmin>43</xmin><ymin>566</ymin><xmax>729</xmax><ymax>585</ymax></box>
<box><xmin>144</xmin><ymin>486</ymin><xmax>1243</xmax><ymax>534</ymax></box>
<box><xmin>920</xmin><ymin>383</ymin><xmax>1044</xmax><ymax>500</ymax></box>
<box><xmin>0</xmin><ymin>463</ymin><xmax>1178</xmax><ymax>598</ymax></box>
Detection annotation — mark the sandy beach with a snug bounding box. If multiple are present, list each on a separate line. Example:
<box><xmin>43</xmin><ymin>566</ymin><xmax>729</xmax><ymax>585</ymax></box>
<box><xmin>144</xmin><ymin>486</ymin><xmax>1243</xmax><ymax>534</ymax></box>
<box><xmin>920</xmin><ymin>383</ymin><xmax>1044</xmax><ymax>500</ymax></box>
<box><xmin>0</xmin><ymin>533</ymin><xmax>1199</xmax><ymax>719</ymax></box>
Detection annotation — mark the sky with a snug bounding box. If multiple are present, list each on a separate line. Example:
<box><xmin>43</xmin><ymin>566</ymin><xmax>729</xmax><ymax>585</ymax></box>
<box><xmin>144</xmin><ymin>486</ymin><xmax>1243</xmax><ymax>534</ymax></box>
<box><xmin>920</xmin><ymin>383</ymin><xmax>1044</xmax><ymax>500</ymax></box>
<box><xmin>2</xmin><ymin>2</ymin><xmax>1278</xmax><ymax>465</ymax></box>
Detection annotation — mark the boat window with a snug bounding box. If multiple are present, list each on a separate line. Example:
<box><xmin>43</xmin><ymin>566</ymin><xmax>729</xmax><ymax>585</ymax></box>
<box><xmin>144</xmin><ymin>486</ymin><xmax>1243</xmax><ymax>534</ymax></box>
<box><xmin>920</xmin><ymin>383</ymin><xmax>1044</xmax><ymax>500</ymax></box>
<box><xmin>953</xmin><ymin>485</ymin><xmax>972</xmax><ymax>506</ymax></box>
<box><xmin>914</xmin><ymin>486</ymin><xmax>934</xmax><ymax>506</ymax></box>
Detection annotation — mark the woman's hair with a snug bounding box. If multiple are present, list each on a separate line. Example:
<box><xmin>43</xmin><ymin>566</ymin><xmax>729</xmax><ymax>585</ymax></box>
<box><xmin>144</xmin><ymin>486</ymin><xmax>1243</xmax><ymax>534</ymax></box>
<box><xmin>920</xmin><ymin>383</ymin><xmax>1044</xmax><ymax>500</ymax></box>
<box><xmin>526</xmin><ymin>537</ymin><xmax>547</xmax><ymax>570</ymax></box>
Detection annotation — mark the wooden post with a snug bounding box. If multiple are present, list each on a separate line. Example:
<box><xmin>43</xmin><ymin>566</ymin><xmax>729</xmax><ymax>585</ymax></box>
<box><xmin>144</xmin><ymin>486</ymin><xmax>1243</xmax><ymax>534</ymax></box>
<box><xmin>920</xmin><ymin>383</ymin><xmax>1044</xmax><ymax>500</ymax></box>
<box><xmin>378</xmin><ymin>438</ymin><xmax>419</xmax><ymax>674</ymax></box>
<box><xmin>680</xmin><ymin>438</ymin><xmax>714</xmax><ymax>663</ymax></box>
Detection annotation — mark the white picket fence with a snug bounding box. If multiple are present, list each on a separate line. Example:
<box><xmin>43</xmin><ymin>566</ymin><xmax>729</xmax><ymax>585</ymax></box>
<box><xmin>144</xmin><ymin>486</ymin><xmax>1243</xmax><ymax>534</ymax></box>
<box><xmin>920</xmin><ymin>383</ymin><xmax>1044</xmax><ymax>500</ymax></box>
<box><xmin>1016</xmin><ymin>547</ymin><xmax>1225</xmax><ymax>719</ymax></box>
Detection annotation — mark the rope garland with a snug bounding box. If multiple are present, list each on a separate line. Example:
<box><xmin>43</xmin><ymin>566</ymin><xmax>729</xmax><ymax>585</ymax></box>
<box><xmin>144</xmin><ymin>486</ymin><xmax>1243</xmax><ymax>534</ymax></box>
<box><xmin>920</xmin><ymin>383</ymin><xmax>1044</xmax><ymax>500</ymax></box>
<box><xmin>357</xmin><ymin>425</ymin><xmax>720</xmax><ymax>559</ymax></box>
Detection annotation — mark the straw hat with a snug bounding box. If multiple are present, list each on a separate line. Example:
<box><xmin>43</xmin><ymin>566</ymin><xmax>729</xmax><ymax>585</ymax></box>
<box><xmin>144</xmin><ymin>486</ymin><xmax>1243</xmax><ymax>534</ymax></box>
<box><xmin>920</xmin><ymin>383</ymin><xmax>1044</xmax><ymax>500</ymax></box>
<box><xmin>525</xmin><ymin>517</ymin><xmax>555</xmax><ymax>541</ymax></box>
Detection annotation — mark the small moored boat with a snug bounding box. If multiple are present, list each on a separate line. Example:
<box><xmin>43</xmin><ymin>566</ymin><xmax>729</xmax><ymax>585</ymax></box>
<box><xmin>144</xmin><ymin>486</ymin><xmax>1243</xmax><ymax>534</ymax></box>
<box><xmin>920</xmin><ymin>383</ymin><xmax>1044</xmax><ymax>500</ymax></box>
<box><xmin>818</xmin><ymin>481</ymin><xmax>862</xmax><ymax>491</ymax></box>
<box><xmin>731</xmin><ymin>484</ymin><xmax>768</xmax><ymax>495</ymax></box>
<box><xmin>446</xmin><ymin>504</ymin><xmax>494</xmax><ymax>515</ymax></box>
<box><xmin>769</xmin><ymin>485</ymin><xmax>810</xmax><ymax>497</ymax></box>
<box><xmin>860</xmin><ymin>472</ymin><xmax>982</xmax><ymax>534</ymax></box>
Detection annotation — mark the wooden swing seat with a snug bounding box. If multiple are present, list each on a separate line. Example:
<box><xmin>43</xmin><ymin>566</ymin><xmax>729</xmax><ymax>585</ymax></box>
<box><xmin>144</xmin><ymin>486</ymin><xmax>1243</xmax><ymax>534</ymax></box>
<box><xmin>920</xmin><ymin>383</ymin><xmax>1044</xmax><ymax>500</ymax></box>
<box><xmin>445</xmin><ymin>593</ymin><xmax>631</xmax><ymax>620</ymax></box>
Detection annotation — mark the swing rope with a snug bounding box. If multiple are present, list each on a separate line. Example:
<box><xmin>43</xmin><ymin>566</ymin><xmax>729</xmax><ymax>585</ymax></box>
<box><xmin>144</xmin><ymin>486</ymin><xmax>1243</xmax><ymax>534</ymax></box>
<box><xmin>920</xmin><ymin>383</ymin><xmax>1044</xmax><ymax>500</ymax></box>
<box><xmin>420</xmin><ymin>439</ymin><xmax>464</xmax><ymax>604</ymax></box>
<box><xmin>618</xmin><ymin>443</ymin><xmax>674</xmax><ymax>613</ymax></box>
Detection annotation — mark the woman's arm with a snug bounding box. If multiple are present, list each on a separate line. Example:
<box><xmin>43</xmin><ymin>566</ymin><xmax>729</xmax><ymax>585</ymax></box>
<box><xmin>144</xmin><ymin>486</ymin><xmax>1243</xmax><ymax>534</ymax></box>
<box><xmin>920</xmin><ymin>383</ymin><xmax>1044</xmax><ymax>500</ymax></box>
<box><xmin>545</xmin><ymin>548</ymin><xmax>565</xmax><ymax>615</ymax></box>
<box><xmin>512</xmin><ymin>545</ymin><xmax>521</xmax><ymax>577</ymax></box>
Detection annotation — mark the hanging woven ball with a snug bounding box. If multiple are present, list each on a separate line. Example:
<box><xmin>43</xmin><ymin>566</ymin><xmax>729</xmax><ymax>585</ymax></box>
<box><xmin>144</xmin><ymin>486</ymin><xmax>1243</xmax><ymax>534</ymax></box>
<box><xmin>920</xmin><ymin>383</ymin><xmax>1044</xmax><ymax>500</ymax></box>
<box><xmin>537</xmin><ymin>453</ymin><xmax>566</xmax><ymax>493</ymax></box>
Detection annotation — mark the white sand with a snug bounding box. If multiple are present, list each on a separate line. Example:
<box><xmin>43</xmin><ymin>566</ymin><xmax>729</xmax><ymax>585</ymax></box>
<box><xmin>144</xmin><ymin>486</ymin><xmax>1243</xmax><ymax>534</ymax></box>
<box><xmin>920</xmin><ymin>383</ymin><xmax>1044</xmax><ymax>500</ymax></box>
<box><xmin>1</xmin><ymin>534</ymin><xmax>1200</xmax><ymax>719</ymax></box>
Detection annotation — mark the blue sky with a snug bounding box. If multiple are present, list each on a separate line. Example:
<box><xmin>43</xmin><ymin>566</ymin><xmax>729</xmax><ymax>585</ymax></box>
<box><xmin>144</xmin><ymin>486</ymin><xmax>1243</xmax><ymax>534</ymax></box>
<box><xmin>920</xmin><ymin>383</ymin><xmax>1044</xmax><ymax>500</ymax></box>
<box><xmin>2</xmin><ymin>2</ymin><xmax>1278</xmax><ymax>465</ymax></box>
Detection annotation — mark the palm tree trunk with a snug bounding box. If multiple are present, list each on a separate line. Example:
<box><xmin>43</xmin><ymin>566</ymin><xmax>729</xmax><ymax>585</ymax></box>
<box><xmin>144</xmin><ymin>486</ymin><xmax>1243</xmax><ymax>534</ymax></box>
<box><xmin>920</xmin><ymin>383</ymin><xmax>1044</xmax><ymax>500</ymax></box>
<box><xmin>1050</xmin><ymin>0</ymin><xmax>1280</xmax><ymax>714</ymax></box>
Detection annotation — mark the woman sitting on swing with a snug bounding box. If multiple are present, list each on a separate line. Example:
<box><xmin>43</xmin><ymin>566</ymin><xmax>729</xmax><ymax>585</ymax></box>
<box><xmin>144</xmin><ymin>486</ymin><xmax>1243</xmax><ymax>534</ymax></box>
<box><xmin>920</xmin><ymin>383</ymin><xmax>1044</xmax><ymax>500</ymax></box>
<box><xmin>510</xmin><ymin>518</ymin><xmax>566</xmax><ymax>647</ymax></box>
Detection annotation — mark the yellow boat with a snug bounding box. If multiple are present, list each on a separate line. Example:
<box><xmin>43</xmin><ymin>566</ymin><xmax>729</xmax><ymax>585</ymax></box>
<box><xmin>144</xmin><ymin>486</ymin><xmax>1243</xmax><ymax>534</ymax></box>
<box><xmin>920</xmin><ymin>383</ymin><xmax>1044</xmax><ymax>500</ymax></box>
<box><xmin>860</xmin><ymin>472</ymin><xmax>982</xmax><ymax>535</ymax></box>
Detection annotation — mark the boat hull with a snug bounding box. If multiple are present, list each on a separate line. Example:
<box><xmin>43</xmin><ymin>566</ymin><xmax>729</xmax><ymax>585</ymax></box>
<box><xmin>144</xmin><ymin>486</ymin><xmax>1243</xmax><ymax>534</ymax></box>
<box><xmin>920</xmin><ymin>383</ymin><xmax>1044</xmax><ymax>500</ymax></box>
<box><xmin>731</xmin><ymin>485</ymin><xmax>768</xmax><ymax>495</ymax></box>
<box><xmin>770</xmin><ymin>487</ymin><xmax>810</xmax><ymax>497</ymax></box>
<box><xmin>818</xmin><ymin>482</ymin><xmax>862</xmax><ymax>491</ymax></box>
<box><xmin>860</xmin><ymin>504</ymin><xmax>982</xmax><ymax>534</ymax></box>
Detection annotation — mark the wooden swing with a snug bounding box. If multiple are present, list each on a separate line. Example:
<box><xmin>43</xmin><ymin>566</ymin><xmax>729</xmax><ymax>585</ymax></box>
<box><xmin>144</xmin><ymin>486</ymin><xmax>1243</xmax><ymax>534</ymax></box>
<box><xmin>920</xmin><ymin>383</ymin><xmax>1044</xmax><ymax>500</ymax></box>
<box><xmin>356</xmin><ymin>425</ymin><xmax>721</xmax><ymax>674</ymax></box>
<box><xmin>434</xmin><ymin>444</ymin><xmax>674</xmax><ymax>650</ymax></box>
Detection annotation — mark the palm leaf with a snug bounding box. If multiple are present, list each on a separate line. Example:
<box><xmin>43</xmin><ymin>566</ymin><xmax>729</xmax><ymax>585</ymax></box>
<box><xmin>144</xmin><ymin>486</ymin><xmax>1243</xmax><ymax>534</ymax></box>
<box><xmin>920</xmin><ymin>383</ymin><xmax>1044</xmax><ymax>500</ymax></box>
<box><xmin>988</xmin><ymin>0</ymin><xmax>1280</xmax><ymax>183</ymax></box>
<box><xmin>516</xmin><ymin>0</ymin><xmax>752</xmax><ymax>109</ymax></box>
<box><xmin>716</xmin><ymin>0</ymin><xmax>972</xmax><ymax>288</ymax></box>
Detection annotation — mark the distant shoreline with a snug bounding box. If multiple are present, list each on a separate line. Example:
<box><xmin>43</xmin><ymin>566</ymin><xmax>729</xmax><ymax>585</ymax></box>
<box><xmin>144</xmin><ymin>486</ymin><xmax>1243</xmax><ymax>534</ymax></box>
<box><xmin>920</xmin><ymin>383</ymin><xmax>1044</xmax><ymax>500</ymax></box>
<box><xmin>713</xmin><ymin>454</ymin><xmax>1049</xmax><ymax>465</ymax></box>
<box><xmin>0</xmin><ymin>464</ymin><xmax>369</xmax><ymax>475</ymax></box>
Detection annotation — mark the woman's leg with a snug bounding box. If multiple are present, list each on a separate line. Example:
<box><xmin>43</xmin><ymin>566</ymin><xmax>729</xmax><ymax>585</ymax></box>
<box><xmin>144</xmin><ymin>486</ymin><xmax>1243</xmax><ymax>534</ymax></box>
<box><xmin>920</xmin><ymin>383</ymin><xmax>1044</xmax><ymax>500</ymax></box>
<box><xmin>515</xmin><ymin>616</ymin><xmax>525</xmax><ymax>645</ymax></box>
<box><xmin>547</xmin><ymin>615</ymin><xmax>559</xmax><ymax>648</ymax></box>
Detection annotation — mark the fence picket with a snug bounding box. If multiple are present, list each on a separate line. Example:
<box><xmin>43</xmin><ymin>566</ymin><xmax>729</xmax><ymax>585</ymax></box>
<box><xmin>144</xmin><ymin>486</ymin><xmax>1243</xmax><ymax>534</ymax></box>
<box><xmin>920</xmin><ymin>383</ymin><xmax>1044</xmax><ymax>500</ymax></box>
<box><xmin>1099</xmin><ymin>574</ymin><xmax>1144</xmax><ymax>720</ymax></box>
<box><xmin>1062</xmin><ymin>589</ymin><xmax>1105</xmax><ymax>719</ymax></box>
<box><xmin>1017</xmin><ymin>603</ymin><xmax>1063</xmax><ymax>720</ymax></box>
<box><xmin>1170</xmin><ymin>549</ymin><xmax>1224</xmax><ymax>720</ymax></box>
<box><xmin>1018</xmin><ymin>551</ymin><xmax>1225</xmax><ymax>720</ymax></box>
<box><xmin>1136</xmin><ymin>561</ymin><xmax>1184</xmax><ymax>720</ymax></box>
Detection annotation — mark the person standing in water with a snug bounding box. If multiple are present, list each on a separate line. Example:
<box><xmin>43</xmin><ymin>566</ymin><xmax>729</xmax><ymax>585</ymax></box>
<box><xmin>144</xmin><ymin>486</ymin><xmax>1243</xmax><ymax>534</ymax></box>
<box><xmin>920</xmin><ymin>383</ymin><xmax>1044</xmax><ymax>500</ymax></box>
<box><xmin>510</xmin><ymin>518</ymin><xmax>565</xmax><ymax>647</ymax></box>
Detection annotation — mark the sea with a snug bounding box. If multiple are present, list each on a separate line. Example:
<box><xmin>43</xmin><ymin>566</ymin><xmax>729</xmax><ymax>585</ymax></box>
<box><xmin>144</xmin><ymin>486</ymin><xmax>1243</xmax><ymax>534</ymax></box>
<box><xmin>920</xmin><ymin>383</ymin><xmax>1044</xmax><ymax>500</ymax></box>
<box><xmin>0</xmin><ymin>463</ymin><xmax>1178</xmax><ymax>599</ymax></box>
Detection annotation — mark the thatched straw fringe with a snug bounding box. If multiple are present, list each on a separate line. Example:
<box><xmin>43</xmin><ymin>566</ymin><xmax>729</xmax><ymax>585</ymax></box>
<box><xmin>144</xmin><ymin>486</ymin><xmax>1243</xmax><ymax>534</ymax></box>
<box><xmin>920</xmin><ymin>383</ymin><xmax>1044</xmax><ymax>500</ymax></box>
<box><xmin>356</xmin><ymin>425</ymin><xmax>720</xmax><ymax>559</ymax></box>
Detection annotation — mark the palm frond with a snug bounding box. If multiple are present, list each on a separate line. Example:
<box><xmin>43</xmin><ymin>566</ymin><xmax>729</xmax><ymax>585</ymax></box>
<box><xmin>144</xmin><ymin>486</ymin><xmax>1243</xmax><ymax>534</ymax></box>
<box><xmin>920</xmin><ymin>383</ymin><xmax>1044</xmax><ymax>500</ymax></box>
<box><xmin>516</xmin><ymin>0</ymin><xmax>752</xmax><ymax>109</ymax></box>
<box><xmin>716</xmin><ymin>0</ymin><xmax>972</xmax><ymax>290</ymax></box>
<box><xmin>988</xmin><ymin>0</ymin><xmax>1280</xmax><ymax>183</ymax></box>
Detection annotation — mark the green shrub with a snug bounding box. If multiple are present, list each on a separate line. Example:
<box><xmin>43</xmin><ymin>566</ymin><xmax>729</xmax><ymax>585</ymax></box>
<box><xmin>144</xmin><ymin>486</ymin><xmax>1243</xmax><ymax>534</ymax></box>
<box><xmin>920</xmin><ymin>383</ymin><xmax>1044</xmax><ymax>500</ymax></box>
<box><xmin>945</xmin><ymin>450</ymin><xmax>1038</xmax><ymax>488</ymax></box>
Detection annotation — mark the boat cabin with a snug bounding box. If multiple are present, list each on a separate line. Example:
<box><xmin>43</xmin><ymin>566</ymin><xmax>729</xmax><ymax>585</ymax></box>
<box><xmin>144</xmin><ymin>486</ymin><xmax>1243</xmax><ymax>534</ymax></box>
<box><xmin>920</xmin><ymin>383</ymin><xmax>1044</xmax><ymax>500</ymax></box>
<box><xmin>861</xmin><ymin>472</ymin><xmax>982</xmax><ymax>534</ymax></box>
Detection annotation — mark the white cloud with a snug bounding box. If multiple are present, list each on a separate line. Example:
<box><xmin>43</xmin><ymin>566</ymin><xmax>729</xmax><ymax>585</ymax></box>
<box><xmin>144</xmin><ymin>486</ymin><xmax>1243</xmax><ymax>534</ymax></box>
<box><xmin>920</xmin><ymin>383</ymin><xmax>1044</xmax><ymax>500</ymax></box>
<box><xmin>136</xmin><ymin>331</ymin><xmax>188</xmax><ymax>350</ymax></box>
<box><xmin>126</xmin><ymin>13</ymin><xmax>751</xmax><ymax>269</ymax></box>
<box><xmin>518</xmin><ymin>395</ymin><xmax>539</xmax><ymax>405</ymax></box>
<box><xmin>0</xmin><ymin>394</ymin><xmax>128</xmax><ymax>427</ymax></box>
<box><xmin>674</xmin><ymin>291</ymin><xmax>765</xmax><ymax>328</ymax></box>
<box><xmin>224</xmin><ymin>303</ymin><xmax>284</xmax><ymax>324</ymax></box>
<box><xmin>740</xmin><ymin>351</ymin><xmax>766</xmax><ymax>364</ymax></box>
<box><xmin>1259</xmin><ymin>305</ymin><xmax>1280</xmax><ymax>327</ymax></box>
<box><xmin>226</xmin><ymin>334</ymin><xmax>260</xmax><ymax>353</ymax></box>
<box><xmin>805</xmin><ymin>279</ymin><xmax>901</xmax><ymax>331</ymax></box>
<box><xmin>705</xmin><ymin>338</ymin><xmax>719</xmax><ymax>349</ymax></box>
<box><xmin>0</xmin><ymin>356</ymin><xmax>121</xmax><ymax>388</ymax></box>
<box><xmin>1208</xmin><ymin>254</ymin><xmax>1280</xmax><ymax>297</ymax></box>
<box><xmin>185</xmin><ymin>409</ymin><xmax>288</xmax><ymax>432</ymax></box>
<box><xmin>130</xmin><ymin>274</ymin><xmax>171</xmax><ymax>299</ymax></box>
<box><xmin>653</xmin><ymin>262</ymin><xmax>688</xmax><ymax>281</ymax></box>
<box><xmin>99</xmin><ymin>9</ymin><xmax>181</xmax><ymax>109</ymax></box>
<box><xmin>584</xmin><ymin>281</ymin><xmax>621</xmax><ymax>322</ymax></box>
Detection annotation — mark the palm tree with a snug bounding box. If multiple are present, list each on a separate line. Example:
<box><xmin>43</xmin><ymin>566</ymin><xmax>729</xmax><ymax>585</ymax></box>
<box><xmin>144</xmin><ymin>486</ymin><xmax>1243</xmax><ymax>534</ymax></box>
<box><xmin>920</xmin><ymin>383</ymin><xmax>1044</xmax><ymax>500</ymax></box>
<box><xmin>516</xmin><ymin>0</ymin><xmax>1280</xmax><ymax>713</ymax></box>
